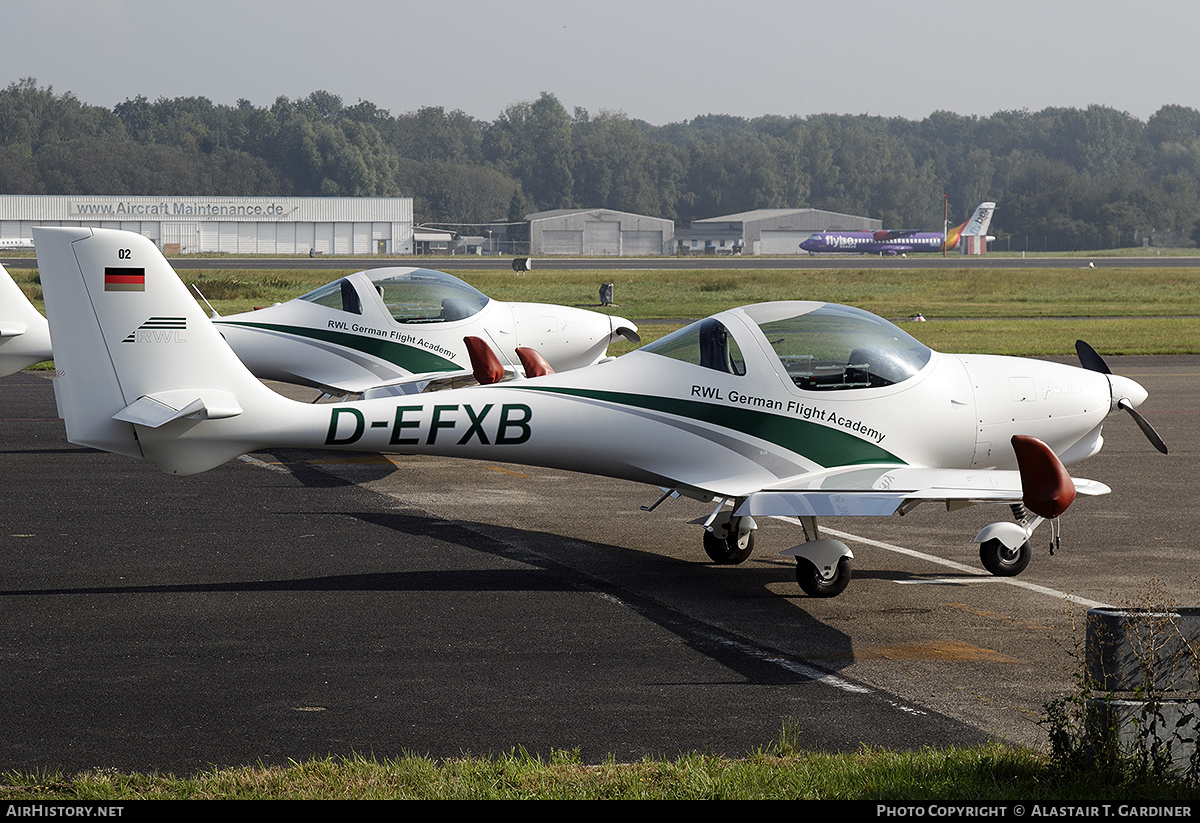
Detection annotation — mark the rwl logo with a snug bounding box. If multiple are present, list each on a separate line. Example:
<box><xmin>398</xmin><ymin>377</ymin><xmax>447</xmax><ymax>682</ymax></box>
<box><xmin>122</xmin><ymin>316</ymin><xmax>187</xmax><ymax>343</ymax></box>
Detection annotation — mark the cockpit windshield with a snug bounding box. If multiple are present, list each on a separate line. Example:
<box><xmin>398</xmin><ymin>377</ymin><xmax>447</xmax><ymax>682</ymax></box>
<box><xmin>298</xmin><ymin>269</ymin><xmax>490</xmax><ymax>323</ymax></box>
<box><xmin>746</xmin><ymin>303</ymin><xmax>931</xmax><ymax>390</ymax></box>
<box><xmin>642</xmin><ymin>304</ymin><xmax>930</xmax><ymax>390</ymax></box>
<box><xmin>373</xmin><ymin>269</ymin><xmax>490</xmax><ymax>323</ymax></box>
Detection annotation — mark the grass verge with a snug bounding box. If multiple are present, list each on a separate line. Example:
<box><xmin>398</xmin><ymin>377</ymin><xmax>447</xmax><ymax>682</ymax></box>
<box><xmin>9</xmin><ymin>264</ymin><xmax>1200</xmax><ymax>358</ymax></box>
<box><xmin>2</xmin><ymin>742</ymin><xmax>1199</xmax><ymax>800</ymax></box>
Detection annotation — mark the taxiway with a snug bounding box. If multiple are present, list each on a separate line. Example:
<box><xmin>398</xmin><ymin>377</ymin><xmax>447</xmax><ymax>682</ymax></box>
<box><xmin>0</xmin><ymin>356</ymin><xmax>1192</xmax><ymax>773</ymax></box>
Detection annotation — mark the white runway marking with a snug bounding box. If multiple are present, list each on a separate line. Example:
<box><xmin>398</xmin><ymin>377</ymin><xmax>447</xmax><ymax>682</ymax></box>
<box><xmin>773</xmin><ymin>518</ymin><xmax>1112</xmax><ymax>610</ymax></box>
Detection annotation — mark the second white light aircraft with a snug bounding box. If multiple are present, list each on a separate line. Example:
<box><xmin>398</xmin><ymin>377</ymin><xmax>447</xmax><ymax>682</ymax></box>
<box><xmin>0</xmin><ymin>261</ymin><xmax>639</xmax><ymax>394</ymax></box>
<box><xmin>210</xmin><ymin>266</ymin><xmax>640</xmax><ymax>397</ymax></box>
<box><xmin>33</xmin><ymin>227</ymin><xmax>1166</xmax><ymax>598</ymax></box>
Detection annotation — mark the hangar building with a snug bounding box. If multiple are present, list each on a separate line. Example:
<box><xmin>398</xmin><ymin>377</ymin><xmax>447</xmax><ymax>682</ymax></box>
<box><xmin>0</xmin><ymin>195</ymin><xmax>414</xmax><ymax>255</ymax></box>
<box><xmin>678</xmin><ymin>208</ymin><xmax>882</xmax><ymax>255</ymax></box>
<box><xmin>527</xmin><ymin>208</ymin><xmax>674</xmax><ymax>256</ymax></box>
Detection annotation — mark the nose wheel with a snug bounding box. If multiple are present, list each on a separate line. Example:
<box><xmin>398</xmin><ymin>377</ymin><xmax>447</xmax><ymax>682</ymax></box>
<box><xmin>978</xmin><ymin>537</ymin><xmax>1031</xmax><ymax>576</ymax></box>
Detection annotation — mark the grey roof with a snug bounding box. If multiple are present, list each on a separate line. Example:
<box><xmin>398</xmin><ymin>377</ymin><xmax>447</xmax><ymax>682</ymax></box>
<box><xmin>692</xmin><ymin>208</ymin><xmax>874</xmax><ymax>225</ymax></box>
<box><xmin>526</xmin><ymin>207</ymin><xmax>668</xmax><ymax>222</ymax></box>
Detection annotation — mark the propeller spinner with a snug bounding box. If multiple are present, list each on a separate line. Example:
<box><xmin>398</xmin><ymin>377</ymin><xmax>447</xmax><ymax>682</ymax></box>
<box><xmin>1075</xmin><ymin>340</ymin><xmax>1168</xmax><ymax>455</ymax></box>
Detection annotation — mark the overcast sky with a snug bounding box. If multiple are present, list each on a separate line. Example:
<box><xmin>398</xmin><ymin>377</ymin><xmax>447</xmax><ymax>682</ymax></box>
<box><xmin>9</xmin><ymin>0</ymin><xmax>1200</xmax><ymax>125</ymax></box>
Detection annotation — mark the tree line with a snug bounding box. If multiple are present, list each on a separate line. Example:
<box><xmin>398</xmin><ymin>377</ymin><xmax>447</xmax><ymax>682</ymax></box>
<box><xmin>2</xmin><ymin>78</ymin><xmax>1199</xmax><ymax>251</ymax></box>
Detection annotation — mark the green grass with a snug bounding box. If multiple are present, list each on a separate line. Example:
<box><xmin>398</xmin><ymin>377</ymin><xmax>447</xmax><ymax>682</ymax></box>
<box><xmin>2</xmin><ymin>743</ymin><xmax>1197</xmax><ymax>800</ymax></box>
<box><xmin>453</xmin><ymin>266</ymin><xmax>1200</xmax><ymax>322</ymax></box>
<box><xmin>2</xmin><ymin>743</ymin><xmax>1200</xmax><ymax>801</ymax></box>
<box><xmin>11</xmin><ymin>264</ymin><xmax>1200</xmax><ymax>357</ymax></box>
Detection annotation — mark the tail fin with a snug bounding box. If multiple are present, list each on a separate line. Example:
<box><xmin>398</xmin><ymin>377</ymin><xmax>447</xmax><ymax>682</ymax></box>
<box><xmin>961</xmin><ymin>202</ymin><xmax>996</xmax><ymax>238</ymax></box>
<box><xmin>943</xmin><ymin>201</ymin><xmax>996</xmax><ymax>251</ymax></box>
<box><xmin>0</xmin><ymin>264</ymin><xmax>53</xmax><ymax>376</ymax></box>
<box><xmin>33</xmin><ymin>227</ymin><xmax>289</xmax><ymax>474</ymax></box>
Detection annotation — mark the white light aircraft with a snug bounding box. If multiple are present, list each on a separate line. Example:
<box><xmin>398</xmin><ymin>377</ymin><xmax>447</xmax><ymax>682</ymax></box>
<box><xmin>33</xmin><ymin>226</ymin><xmax>1166</xmax><ymax>598</ymax></box>
<box><xmin>0</xmin><ymin>259</ymin><xmax>638</xmax><ymax>390</ymax></box>
<box><xmin>210</xmin><ymin>267</ymin><xmax>640</xmax><ymax>397</ymax></box>
<box><xmin>0</xmin><ymin>237</ymin><xmax>35</xmax><ymax>251</ymax></box>
<box><xmin>0</xmin><ymin>264</ymin><xmax>53</xmax><ymax>376</ymax></box>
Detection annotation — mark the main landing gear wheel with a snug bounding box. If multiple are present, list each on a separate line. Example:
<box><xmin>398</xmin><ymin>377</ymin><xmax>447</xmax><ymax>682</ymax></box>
<box><xmin>703</xmin><ymin>528</ymin><xmax>755</xmax><ymax>565</ymax></box>
<box><xmin>979</xmin><ymin>538</ymin><xmax>1031</xmax><ymax>577</ymax></box>
<box><xmin>795</xmin><ymin>556</ymin><xmax>851</xmax><ymax>598</ymax></box>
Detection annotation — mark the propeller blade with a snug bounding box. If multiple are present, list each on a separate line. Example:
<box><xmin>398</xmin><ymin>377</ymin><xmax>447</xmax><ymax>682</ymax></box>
<box><xmin>1077</xmin><ymin>340</ymin><xmax>1168</xmax><ymax>454</ymax></box>
<box><xmin>1119</xmin><ymin>399</ymin><xmax>1169</xmax><ymax>455</ymax></box>
<box><xmin>1075</xmin><ymin>340</ymin><xmax>1111</xmax><ymax>374</ymax></box>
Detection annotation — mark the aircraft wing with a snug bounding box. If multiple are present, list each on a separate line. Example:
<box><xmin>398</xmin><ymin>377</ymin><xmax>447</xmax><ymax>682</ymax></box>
<box><xmin>359</xmin><ymin>365</ymin><xmax>523</xmax><ymax>398</ymax></box>
<box><xmin>733</xmin><ymin>464</ymin><xmax>1110</xmax><ymax>518</ymax></box>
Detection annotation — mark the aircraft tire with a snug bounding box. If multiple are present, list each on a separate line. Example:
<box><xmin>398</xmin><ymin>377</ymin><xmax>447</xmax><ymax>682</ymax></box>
<box><xmin>795</xmin><ymin>556</ymin><xmax>851</xmax><ymax>598</ymax></box>
<box><xmin>979</xmin><ymin>538</ymin><xmax>1031</xmax><ymax>577</ymax></box>
<box><xmin>703</xmin><ymin>529</ymin><xmax>755</xmax><ymax>565</ymax></box>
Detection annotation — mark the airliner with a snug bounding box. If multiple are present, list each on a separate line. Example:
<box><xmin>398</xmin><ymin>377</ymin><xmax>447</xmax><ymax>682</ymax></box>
<box><xmin>799</xmin><ymin>202</ymin><xmax>995</xmax><ymax>256</ymax></box>
<box><xmin>0</xmin><ymin>238</ymin><xmax>34</xmax><ymax>251</ymax></box>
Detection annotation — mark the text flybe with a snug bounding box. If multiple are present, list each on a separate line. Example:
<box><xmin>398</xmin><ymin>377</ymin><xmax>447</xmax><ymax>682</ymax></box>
<box><xmin>326</xmin><ymin>403</ymin><xmax>533</xmax><ymax>447</ymax></box>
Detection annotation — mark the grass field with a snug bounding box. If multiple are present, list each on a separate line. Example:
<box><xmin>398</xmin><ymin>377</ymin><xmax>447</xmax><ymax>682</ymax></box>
<box><xmin>3</xmin><ymin>741</ymin><xmax>1198</xmax><ymax>800</ymax></box>
<box><xmin>9</xmin><ymin>263</ymin><xmax>1200</xmax><ymax>357</ymax></box>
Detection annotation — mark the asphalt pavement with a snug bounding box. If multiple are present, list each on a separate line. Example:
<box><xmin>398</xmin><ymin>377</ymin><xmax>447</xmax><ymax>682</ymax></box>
<box><xmin>0</xmin><ymin>356</ymin><xmax>1193</xmax><ymax>775</ymax></box>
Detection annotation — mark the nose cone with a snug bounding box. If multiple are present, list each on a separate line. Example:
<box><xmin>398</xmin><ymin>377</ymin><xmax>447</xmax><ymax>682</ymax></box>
<box><xmin>509</xmin><ymin>303</ymin><xmax>635</xmax><ymax>371</ymax></box>
<box><xmin>1108</xmin><ymin>373</ymin><xmax>1148</xmax><ymax>411</ymax></box>
<box><xmin>610</xmin><ymin>315</ymin><xmax>640</xmax><ymax>345</ymax></box>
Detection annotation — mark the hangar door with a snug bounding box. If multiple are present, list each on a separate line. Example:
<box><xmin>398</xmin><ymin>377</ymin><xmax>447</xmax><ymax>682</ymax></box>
<box><xmin>760</xmin><ymin>230</ymin><xmax>809</xmax><ymax>255</ymax></box>
<box><xmin>541</xmin><ymin>230</ymin><xmax>583</xmax><ymax>255</ymax></box>
<box><xmin>621</xmin><ymin>230</ymin><xmax>663</xmax><ymax>255</ymax></box>
<box><xmin>583</xmin><ymin>221</ymin><xmax>620</xmax><ymax>255</ymax></box>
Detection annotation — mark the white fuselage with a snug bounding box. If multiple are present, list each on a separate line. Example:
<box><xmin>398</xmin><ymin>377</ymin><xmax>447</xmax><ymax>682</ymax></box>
<box><xmin>131</xmin><ymin>340</ymin><xmax>1114</xmax><ymax>499</ymax></box>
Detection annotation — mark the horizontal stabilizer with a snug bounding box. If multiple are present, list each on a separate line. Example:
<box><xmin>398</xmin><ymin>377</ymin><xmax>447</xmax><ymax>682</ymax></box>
<box><xmin>113</xmin><ymin>389</ymin><xmax>243</xmax><ymax>428</ymax></box>
<box><xmin>0</xmin><ymin>262</ymin><xmax>54</xmax><ymax>377</ymax></box>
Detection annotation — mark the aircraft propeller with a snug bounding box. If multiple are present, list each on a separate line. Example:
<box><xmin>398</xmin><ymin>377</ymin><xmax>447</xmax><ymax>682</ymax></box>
<box><xmin>1075</xmin><ymin>340</ymin><xmax>1168</xmax><ymax>455</ymax></box>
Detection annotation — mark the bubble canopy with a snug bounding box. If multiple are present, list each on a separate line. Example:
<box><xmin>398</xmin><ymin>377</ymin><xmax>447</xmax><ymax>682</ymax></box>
<box><xmin>298</xmin><ymin>268</ymin><xmax>491</xmax><ymax>323</ymax></box>
<box><xmin>642</xmin><ymin>302</ymin><xmax>932</xmax><ymax>391</ymax></box>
